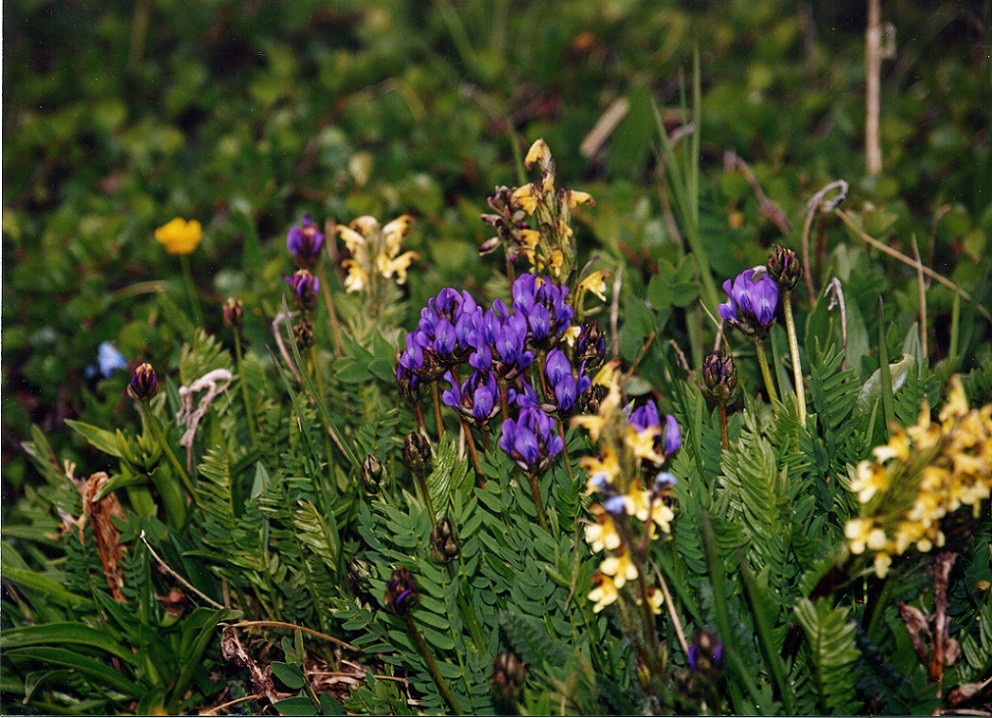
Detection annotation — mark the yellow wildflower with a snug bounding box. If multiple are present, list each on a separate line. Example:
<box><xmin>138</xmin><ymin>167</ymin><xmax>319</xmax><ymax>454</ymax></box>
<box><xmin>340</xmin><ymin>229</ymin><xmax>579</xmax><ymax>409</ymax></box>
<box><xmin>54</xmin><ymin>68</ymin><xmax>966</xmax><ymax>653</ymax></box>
<box><xmin>873</xmin><ymin>552</ymin><xmax>893</xmax><ymax>579</ymax></box>
<box><xmin>625</xmin><ymin>425</ymin><xmax>664</xmax><ymax>465</ymax></box>
<box><xmin>154</xmin><ymin>218</ymin><xmax>202</xmax><ymax>255</ymax></box>
<box><xmin>342</xmin><ymin>260</ymin><xmax>368</xmax><ymax>294</ymax></box>
<box><xmin>511</xmin><ymin>184</ymin><xmax>539</xmax><ymax>215</ymax></box>
<box><xmin>635</xmin><ymin>585</ymin><xmax>664</xmax><ymax>615</ymax></box>
<box><xmin>627</xmin><ymin>485</ymin><xmax>675</xmax><ymax>534</ymax></box>
<box><xmin>580</xmin><ymin>448</ymin><xmax>620</xmax><ymax>493</ymax></box>
<box><xmin>568</xmin><ymin>190</ymin><xmax>595</xmax><ymax>208</ymax></box>
<box><xmin>939</xmin><ymin>375</ymin><xmax>969</xmax><ymax>424</ymax></box>
<box><xmin>376</xmin><ymin>249</ymin><xmax>419</xmax><ymax>285</ymax></box>
<box><xmin>588</xmin><ymin>573</ymin><xmax>619</xmax><ymax>613</ymax></box>
<box><xmin>872</xmin><ymin>426</ymin><xmax>910</xmax><ymax>463</ymax></box>
<box><xmin>907</xmin><ymin>400</ymin><xmax>942</xmax><ymax>450</ymax></box>
<box><xmin>850</xmin><ymin>460</ymin><xmax>890</xmax><ymax>503</ymax></box>
<box><xmin>584</xmin><ymin>505</ymin><xmax>621</xmax><ymax>553</ymax></box>
<box><xmin>578</xmin><ymin>270</ymin><xmax>608</xmax><ymax>301</ymax></box>
<box><xmin>562</xmin><ymin>325</ymin><xmax>581</xmax><ymax>347</ymax></box>
<box><xmin>337</xmin><ymin>225</ymin><xmax>368</xmax><ymax>256</ymax></box>
<box><xmin>524</xmin><ymin>138</ymin><xmax>551</xmax><ymax>170</ymax></box>
<box><xmin>599</xmin><ymin>548</ymin><xmax>638</xmax><ymax>588</ymax></box>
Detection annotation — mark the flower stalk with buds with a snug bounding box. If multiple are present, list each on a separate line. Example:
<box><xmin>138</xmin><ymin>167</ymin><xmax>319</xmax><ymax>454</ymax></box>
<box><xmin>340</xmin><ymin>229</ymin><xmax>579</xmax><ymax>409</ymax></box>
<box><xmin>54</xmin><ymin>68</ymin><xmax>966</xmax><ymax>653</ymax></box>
<box><xmin>718</xmin><ymin>268</ymin><xmax>780</xmax><ymax>410</ymax></box>
<box><xmin>768</xmin><ymin>245</ymin><xmax>807</xmax><ymax>427</ymax></box>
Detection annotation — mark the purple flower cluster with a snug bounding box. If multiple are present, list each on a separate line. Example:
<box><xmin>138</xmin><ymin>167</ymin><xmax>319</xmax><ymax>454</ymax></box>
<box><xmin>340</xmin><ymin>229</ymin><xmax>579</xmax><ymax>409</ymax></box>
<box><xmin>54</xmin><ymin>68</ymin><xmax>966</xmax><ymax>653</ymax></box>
<box><xmin>718</xmin><ymin>268</ymin><xmax>778</xmax><ymax>338</ymax></box>
<box><xmin>398</xmin><ymin>276</ymin><xmax>605</xmax><ymax>472</ymax></box>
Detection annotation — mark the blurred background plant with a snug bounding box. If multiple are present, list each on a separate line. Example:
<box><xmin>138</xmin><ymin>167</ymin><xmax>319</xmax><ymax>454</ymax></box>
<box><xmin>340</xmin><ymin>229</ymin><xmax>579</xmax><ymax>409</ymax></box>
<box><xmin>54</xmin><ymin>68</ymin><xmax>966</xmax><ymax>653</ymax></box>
<box><xmin>3</xmin><ymin>0</ymin><xmax>991</xmax><ymax>715</ymax></box>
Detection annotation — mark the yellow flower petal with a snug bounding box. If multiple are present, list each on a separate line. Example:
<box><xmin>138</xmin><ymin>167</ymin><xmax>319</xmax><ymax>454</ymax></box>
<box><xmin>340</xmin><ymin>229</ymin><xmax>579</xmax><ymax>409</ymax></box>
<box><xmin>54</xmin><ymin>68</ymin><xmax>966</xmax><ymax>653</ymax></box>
<box><xmin>524</xmin><ymin>138</ymin><xmax>551</xmax><ymax>170</ymax></box>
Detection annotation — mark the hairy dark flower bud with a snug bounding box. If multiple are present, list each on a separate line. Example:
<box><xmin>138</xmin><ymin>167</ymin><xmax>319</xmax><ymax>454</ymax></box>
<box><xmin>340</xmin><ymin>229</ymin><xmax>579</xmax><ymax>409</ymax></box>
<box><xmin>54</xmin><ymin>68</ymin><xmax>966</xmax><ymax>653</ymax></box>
<box><xmin>688</xmin><ymin>630</ymin><xmax>723</xmax><ymax>674</ymax></box>
<box><xmin>384</xmin><ymin>567</ymin><xmax>419</xmax><ymax>616</ymax></box>
<box><xmin>223</xmin><ymin>298</ymin><xmax>243</xmax><ymax>328</ymax></box>
<box><xmin>348</xmin><ymin>557</ymin><xmax>377</xmax><ymax>596</ymax></box>
<box><xmin>491</xmin><ymin>652</ymin><xmax>526</xmax><ymax>704</ymax></box>
<box><xmin>430</xmin><ymin>517</ymin><xmax>459</xmax><ymax>563</ymax></box>
<box><xmin>702</xmin><ymin>350</ymin><xmax>737</xmax><ymax>404</ymax></box>
<box><xmin>362</xmin><ymin>454</ymin><xmax>384</xmax><ymax>493</ymax></box>
<box><xmin>767</xmin><ymin>244</ymin><xmax>803</xmax><ymax>291</ymax></box>
<box><xmin>293</xmin><ymin>318</ymin><xmax>315</xmax><ymax>350</ymax></box>
<box><xmin>403</xmin><ymin>432</ymin><xmax>433</xmax><ymax>476</ymax></box>
<box><xmin>127</xmin><ymin>362</ymin><xmax>159</xmax><ymax>401</ymax></box>
<box><xmin>576</xmin><ymin>321</ymin><xmax>607</xmax><ymax>372</ymax></box>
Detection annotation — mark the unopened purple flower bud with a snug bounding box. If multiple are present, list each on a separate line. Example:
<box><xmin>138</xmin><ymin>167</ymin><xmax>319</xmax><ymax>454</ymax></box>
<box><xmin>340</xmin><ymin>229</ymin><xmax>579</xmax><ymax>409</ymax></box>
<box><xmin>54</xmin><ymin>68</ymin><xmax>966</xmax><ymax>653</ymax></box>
<box><xmin>286</xmin><ymin>213</ymin><xmax>324</xmax><ymax>268</ymax></box>
<box><xmin>576</xmin><ymin>321</ymin><xmax>607</xmax><ymax>371</ymax></box>
<box><xmin>688</xmin><ymin>630</ymin><xmax>723</xmax><ymax>673</ymax></box>
<box><xmin>285</xmin><ymin>269</ymin><xmax>320</xmax><ymax>311</ymax></box>
<box><xmin>767</xmin><ymin>244</ymin><xmax>802</xmax><ymax>291</ymax></box>
<box><xmin>223</xmin><ymin>297</ymin><xmax>243</xmax><ymax>328</ymax></box>
<box><xmin>702</xmin><ymin>349</ymin><xmax>737</xmax><ymax>404</ymax></box>
<box><xmin>403</xmin><ymin>432</ymin><xmax>433</xmax><ymax>476</ymax></box>
<box><xmin>430</xmin><ymin>517</ymin><xmax>460</xmax><ymax>563</ymax></box>
<box><xmin>384</xmin><ymin>567</ymin><xmax>419</xmax><ymax>616</ymax></box>
<box><xmin>492</xmin><ymin>652</ymin><xmax>527</xmax><ymax>704</ymax></box>
<box><xmin>662</xmin><ymin>414</ymin><xmax>681</xmax><ymax>458</ymax></box>
<box><xmin>127</xmin><ymin>362</ymin><xmax>158</xmax><ymax>401</ymax></box>
<box><xmin>362</xmin><ymin>454</ymin><xmax>384</xmax><ymax>493</ymax></box>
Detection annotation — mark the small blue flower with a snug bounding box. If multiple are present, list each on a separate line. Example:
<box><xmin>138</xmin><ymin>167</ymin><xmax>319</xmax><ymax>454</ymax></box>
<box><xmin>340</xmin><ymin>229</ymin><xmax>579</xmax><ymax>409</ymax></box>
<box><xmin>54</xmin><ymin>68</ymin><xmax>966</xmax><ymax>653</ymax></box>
<box><xmin>86</xmin><ymin>342</ymin><xmax>129</xmax><ymax>380</ymax></box>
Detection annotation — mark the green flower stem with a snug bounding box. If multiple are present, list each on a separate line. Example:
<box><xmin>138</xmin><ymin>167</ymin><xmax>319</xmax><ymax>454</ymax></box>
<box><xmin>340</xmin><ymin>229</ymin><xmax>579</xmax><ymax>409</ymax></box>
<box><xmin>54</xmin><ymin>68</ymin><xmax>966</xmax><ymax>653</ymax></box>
<box><xmin>431</xmin><ymin>383</ymin><xmax>446</xmax><ymax>440</ymax></box>
<box><xmin>402</xmin><ymin>613</ymin><xmax>463</xmax><ymax>715</ymax></box>
<box><xmin>753</xmin><ymin>339</ymin><xmax>780</xmax><ymax>411</ymax></box>
<box><xmin>140</xmin><ymin>402</ymin><xmax>196</xmax><ymax>503</ymax></box>
<box><xmin>719</xmin><ymin>403</ymin><xmax>729</xmax><ymax>450</ymax></box>
<box><xmin>232</xmin><ymin>326</ymin><xmax>259</xmax><ymax>447</ymax></box>
<box><xmin>315</xmin><ymin>262</ymin><xmax>344</xmax><ymax>356</ymax></box>
<box><xmin>556</xmin><ymin>420</ymin><xmax>576</xmax><ymax>484</ymax></box>
<box><xmin>414</xmin><ymin>472</ymin><xmax>437</xmax><ymax>526</ymax></box>
<box><xmin>527</xmin><ymin>472</ymin><xmax>548</xmax><ymax>531</ymax></box>
<box><xmin>782</xmin><ymin>289</ymin><xmax>807</xmax><ymax>428</ymax></box>
<box><xmin>179</xmin><ymin>255</ymin><xmax>203</xmax><ymax>327</ymax></box>
<box><xmin>461</xmin><ymin>420</ymin><xmax>486</xmax><ymax>488</ymax></box>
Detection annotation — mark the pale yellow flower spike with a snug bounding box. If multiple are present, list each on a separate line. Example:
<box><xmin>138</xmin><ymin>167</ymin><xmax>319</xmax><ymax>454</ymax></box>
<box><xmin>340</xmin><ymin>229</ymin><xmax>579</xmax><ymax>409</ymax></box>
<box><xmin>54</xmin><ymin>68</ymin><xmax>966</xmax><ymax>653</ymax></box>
<box><xmin>599</xmin><ymin>550</ymin><xmax>638</xmax><ymax>588</ymax></box>
<box><xmin>337</xmin><ymin>225</ymin><xmax>368</xmax><ymax>256</ymax></box>
<box><xmin>872</xmin><ymin>427</ymin><xmax>910</xmax><ymax>463</ymax></box>
<box><xmin>342</xmin><ymin>260</ymin><xmax>368</xmax><ymax>294</ymax></box>
<box><xmin>155</xmin><ymin>218</ymin><xmax>203</xmax><ymax>255</ymax></box>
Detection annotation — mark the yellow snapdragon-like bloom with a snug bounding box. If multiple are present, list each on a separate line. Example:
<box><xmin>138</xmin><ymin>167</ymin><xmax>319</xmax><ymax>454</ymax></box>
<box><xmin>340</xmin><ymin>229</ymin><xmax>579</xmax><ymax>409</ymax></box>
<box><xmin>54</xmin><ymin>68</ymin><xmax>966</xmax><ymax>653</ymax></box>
<box><xmin>524</xmin><ymin>138</ymin><xmax>551</xmax><ymax>169</ymax></box>
<box><xmin>155</xmin><ymin>218</ymin><xmax>202</xmax><ymax>255</ymax></box>
<box><xmin>625</xmin><ymin>425</ymin><xmax>664</xmax><ymax>465</ymax></box>
<box><xmin>568</xmin><ymin>190</ymin><xmax>595</xmax><ymax>208</ymax></box>
<box><xmin>626</xmin><ymin>485</ymin><xmax>675</xmax><ymax>534</ymax></box>
<box><xmin>342</xmin><ymin>260</ymin><xmax>368</xmax><ymax>293</ymax></box>
<box><xmin>511</xmin><ymin>184</ymin><xmax>539</xmax><ymax>215</ymax></box>
<box><xmin>585</xmin><ymin>505</ymin><xmax>622</xmax><ymax>553</ymax></box>
<box><xmin>588</xmin><ymin>573</ymin><xmax>619</xmax><ymax>613</ymax></box>
<box><xmin>850</xmin><ymin>460</ymin><xmax>890</xmax><ymax>504</ymax></box>
<box><xmin>599</xmin><ymin>547</ymin><xmax>638</xmax><ymax>588</ymax></box>
<box><xmin>578</xmin><ymin>270</ymin><xmax>608</xmax><ymax>301</ymax></box>
<box><xmin>580</xmin><ymin>448</ymin><xmax>620</xmax><ymax>493</ymax></box>
<box><xmin>872</xmin><ymin>426</ymin><xmax>910</xmax><ymax>463</ymax></box>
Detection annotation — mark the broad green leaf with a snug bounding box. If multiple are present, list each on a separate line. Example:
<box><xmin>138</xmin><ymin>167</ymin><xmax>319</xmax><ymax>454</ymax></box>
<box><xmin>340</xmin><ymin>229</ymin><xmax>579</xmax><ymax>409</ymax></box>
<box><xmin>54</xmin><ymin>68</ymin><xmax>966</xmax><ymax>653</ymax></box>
<box><xmin>65</xmin><ymin>419</ymin><xmax>122</xmax><ymax>458</ymax></box>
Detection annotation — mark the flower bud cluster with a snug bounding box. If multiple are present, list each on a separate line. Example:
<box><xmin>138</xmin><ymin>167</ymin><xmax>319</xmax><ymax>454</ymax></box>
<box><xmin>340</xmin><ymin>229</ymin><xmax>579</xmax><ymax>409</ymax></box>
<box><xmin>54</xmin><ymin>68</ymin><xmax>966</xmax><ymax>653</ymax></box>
<box><xmin>844</xmin><ymin>375</ymin><xmax>992</xmax><ymax>578</ymax></box>
<box><xmin>286</xmin><ymin>212</ymin><xmax>324</xmax><ymax>268</ymax></box>
<box><xmin>572</xmin><ymin>363</ymin><xmax>681</xmax><ymax>614</ymax></box>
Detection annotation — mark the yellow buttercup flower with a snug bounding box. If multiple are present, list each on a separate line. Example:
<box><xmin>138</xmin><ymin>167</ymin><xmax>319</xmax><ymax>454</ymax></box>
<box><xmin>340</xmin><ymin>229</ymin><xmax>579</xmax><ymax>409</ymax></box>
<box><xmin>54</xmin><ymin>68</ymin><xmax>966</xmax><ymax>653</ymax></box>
<box><xmin>155</xmin><ymin>218</ymin><xmax>202</xmax><ymax>255</ymax></box>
